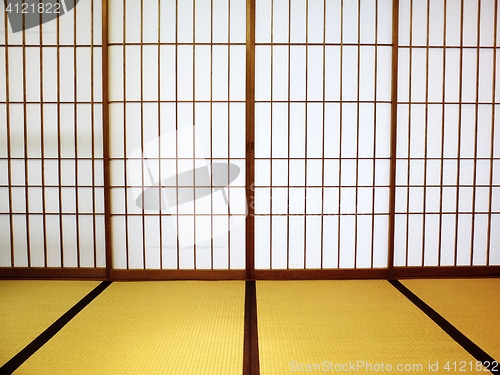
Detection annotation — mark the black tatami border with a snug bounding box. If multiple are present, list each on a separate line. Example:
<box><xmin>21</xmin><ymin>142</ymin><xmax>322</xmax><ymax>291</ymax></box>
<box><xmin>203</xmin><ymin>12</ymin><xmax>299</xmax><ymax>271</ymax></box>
<box><xmin>389</xmin><ymin>279</ymin><xmax>498</xmax><ymax>374</ymax></box>
<box><xmin>0</xmin><ymin>281</ymin><xmax>112</xmax><ymax>375</ymax></box>
<box><xmin>243</xmin><ymin>280</ymin><xmax>260</xmax><ymax>375</ymax></box>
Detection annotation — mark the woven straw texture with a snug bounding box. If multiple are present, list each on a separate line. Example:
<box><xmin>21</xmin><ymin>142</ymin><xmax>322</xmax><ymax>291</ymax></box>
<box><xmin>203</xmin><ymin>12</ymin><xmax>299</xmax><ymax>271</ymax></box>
<box><xmin>0</xmin><ymin>280</ymin><xmax>99</xmax><ymax>366</ymax></box>
<box><xmin>14</xmin><ymin>281</ymin><xmax>245</xmax><ymax>375</ymax></box>
<box><xmin>257</xmin><ymin>280</ymin><xmax>484</xmax><ymax>374</ymax></box>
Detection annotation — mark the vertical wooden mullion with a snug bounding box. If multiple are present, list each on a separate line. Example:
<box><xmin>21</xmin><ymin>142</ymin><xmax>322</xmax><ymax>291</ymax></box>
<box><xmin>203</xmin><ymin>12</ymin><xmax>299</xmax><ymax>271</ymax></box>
<box><xmin>39</xmin><ymin>4</ymin><xmax>48</xmax><ymax>267</ymax></box>
<box><xmin>192</xmin><ymin>0</ymin><xmax>197</xmax><ymax>270</ymax></box>
<box><xmin>421</xmin><ymin>0</ymin><xmax>431</xmax><ymax>266</ymax></box>
<box><xmin>470</xmin><ymin>0</ymin><xmax>482</xmax><ymax>266</ymax></box>
<box><xmin>175</xmin><ymin>0</ymin><xmax>180</xmax><ymax>269</ymax></box>
<box><xmin>4</xmin><ymin>11</ymin><xmax>14</xmax><ymax>267</ymax></box>
<box><xmin>404</xmin><ymin>0</ymin><xmax>412</xmax><ymax>267</ymax></box>
<box><xmin>123</xmin><ymin>0</ymin><xmax>129</xmax><ymax>269</ymax></box>
<box><xmin>303</xmin><ymin>0</ymin><xmax>309</xmax><ymax>269</ymax></box>
<box><xmin>387</xmin><ymin>0</ymin><xmax>399</xmax><ymax>276</ymax></box>
<box><xmin>74</xmin><ymin>0</ymin><xmax>80</xmax><ymax>267</ymax></box>
<box><xmin>269</xmin><ymin>0</ymin><xmax>274</xmax><ymax>269</ymax></box>
<box><xmin>354</xmin><ymin>0</ymin><xmax>361</xmax><ymax>269</ymax></box>
<box><xmin>370</xmin><ymin>0</ymin><xmax>379</xmax><ymax>269</ymax></box>
<box><xmin>157</xmin><ymin>0</ymin><xmax>163</xmax><ymax>269</ymax></box>
<box><xmin>22</xmin><ymin>11</ymin><xmax>31</xmax><ymax>267</ymax></box>
<box><xmin>337</xmin><ymin>0</ymin><xmax>343</xmax><ymax>269</ymax></box>
<box><xmin>57</xmin><ymin>13</ymin><xmax>64</xmax><ymax>267</ymax></box>
<box><xmin>210</xmin><ymin>0</ymin><xmax>214</xmax><ymax>270</ymax></box>
<box><xmin>245</xmin><ymin>0</ymin><xmax>256</xmax><ymax>279</ymax></box>
<box><xmin>227</xmin><ymin>0</ymin><xmax>231</xmax><ymax>270</ymax></box>
<box><xmin>319</xmin><ymin>0</ymin><xmax>326</xmax><ymax>269</ymax></box>
<box><xmin>437</xmin><ymin>0</ymin><xmax>448</xmax><ymax>267</ymax></box>
<box><xmin>285</xmin><ymin>0</ymin><xmax>291</xmax><ymax>270</ymax></box>
<box><xmin>102</xmin><ymin>0</ymin><xmax>112</xmax><ymax>277</ymax></box>
<box><xmin>453</xmin><ymin>0</ymin><xmax>465</xmax><ymax>266</ymax></box>
<box><xmin>486</xmin><ymin>0</ymin><xmax>499</xmax><ymax>266</ymax></box>
<box><xmin>140</xmin><ymin>0</ymin><xmax>146</xmax><ymax>269</ymax></box>
<box><xmin>90</xmin><ymin>0</ymin><xmax>97</xmax><ymax>268</ymax></box>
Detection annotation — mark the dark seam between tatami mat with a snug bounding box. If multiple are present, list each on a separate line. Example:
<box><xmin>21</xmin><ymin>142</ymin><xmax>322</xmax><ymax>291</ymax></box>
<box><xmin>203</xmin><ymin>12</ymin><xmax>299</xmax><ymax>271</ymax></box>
<box><xmin>389</xmin><ymin>280</ymin><xmax>499</xmax><ymax>374</ymax></box>
<box><xmin>244</xmin><ymin>280</ymin><xmax>260</xmax><ymax>375</ymax></box>
<box><xmin>0</xmin><ymin>281</ymin><xmax>112</xmax><ymax>375</ymax></box>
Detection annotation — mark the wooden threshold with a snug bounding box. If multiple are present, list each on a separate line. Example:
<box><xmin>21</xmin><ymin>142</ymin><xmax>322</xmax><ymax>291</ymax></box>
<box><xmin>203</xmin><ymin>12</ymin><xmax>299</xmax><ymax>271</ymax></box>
<box><xmin>109</xmin><ymin>269</ymin><xmax>247</xmax><ymax>281</ymax></box>
<box><xmin>0</xmin><ymin>267</ymin><xmax>107</xmax><ymax>280</ymax></box>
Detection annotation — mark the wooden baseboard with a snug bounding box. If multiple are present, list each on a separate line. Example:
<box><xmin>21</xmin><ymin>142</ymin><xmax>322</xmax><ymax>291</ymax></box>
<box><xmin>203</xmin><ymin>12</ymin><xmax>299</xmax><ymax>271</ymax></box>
<box><xmin>1</xmin><ymin>266</ymin><xmax>498</xmax><ymax>281</ymax></box>
<box><xmin>109</xmin><ymin>269</ymin><xmax>247</xmax><ymax>280</ymax></box>
<box><xmin>0</xmin><ymin>267</ymin><xmax>107</xmax><ymax>280</ymax></box>
<box><xmin>252</xmin><ymin>268</ymin><xmax>390</xmax><ymax>280</ymax></box>
<box><xmin>393</xmin><ymin>266</ymin><xmax>500</xmax><ymax>278</ymax></box>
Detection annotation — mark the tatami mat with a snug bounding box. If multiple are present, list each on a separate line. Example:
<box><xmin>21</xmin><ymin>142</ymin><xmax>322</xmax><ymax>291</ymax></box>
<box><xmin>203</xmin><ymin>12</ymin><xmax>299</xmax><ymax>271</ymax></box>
<box><xmin>13</xmin><ymin>281</ymin><xmax>245</xmax><ymax>375</ymax></box>
<box><xmin>0</xmin><ymin>280</ymin><xmax>99</xmax><ymax>366</ymax></box>
<box><xmin>257</xmin><ymin>280</ymin><xmax>486</xmax><ymax>374</ymax></box>
<box><xmin>402</xmin><ymin>278</ymin><xmax>500</xmax><ymax>361</ymax></box>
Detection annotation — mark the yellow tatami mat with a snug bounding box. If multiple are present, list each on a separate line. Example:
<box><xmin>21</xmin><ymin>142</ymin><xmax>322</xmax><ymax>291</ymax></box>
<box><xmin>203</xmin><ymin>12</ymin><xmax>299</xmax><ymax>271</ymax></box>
<box><xmin>402</xmin><ymin>278</ymin><xmax>500</xmax><ymax>360</ymax></box>
<box><xmin>257</xmin><ymin>280</ymin><xmax>485</xmax><ymax>375</ymax></box>
<box><xmin>14</xmin><ymin>281</ymin><xmax>245</xmax><ymax>375</ymax></box>
<box><xmin>0</xmin><ymin>280</ymin><xmax>99</xmax><ymax>366</ymax></box>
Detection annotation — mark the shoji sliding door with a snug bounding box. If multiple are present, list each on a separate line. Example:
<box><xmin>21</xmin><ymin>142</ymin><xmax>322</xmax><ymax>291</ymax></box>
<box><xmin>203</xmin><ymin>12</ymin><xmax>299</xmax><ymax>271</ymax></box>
<box><xmin>253</xmin><ymin>0</ymin><xmax>393</xmax><ymax>271</ymax></box>
<box><xmin>108</xmin><ymin>0</ymin><xmax>247</xmax><ymax>271</ymax></box>
<box><xmin>395</xmin><ymin>0</ymin><xmax>500</xmax><ymax>267</ymax></box>
<box><xmin>0</xmin><ymin>1</ymin><xmax>105</xmax><ymax>271</ymax></box>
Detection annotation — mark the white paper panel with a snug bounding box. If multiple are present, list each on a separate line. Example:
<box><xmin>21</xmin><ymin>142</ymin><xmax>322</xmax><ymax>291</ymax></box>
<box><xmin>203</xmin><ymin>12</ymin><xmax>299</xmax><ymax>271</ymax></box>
<box><xmin>255</xmin><ymin>0</ymin><xmax>271</xmax><ymax>43</ymax></box>
<box><xmin>359</xmin><ymin>47</ymin><xmax>375</xmax><ymax>101</ymax></box>
<box><xmin>213</xmin><ymin>46</ymin><xmax>229</xmax><ymax>101</ymax></box>
<box><xmin>472</xmin><ymin>214</ymin><xmax>488</xmax><ymax>265</ymax></box>
<box><xmin>356</xmin><ymin>215</ymin><xmax>372</xmax><ymax>268</ymax></box>
<box><xmin>456</xmin><ymin>214</ymin><xmax>473</xmax><ymax>265</ymax></box>
<box><xmin>339</xmin><ymin>215</ymin><xmax>355</xmax><ymax>268</ymax></box>
<box><xmin>79</xmin><ymin>215</ymin><xmax>95</xmax><ymax>267</ymax></box>
<box><xmin>423</xmin><ymin>214</ymin><xmax>439</xmax><ymax>266</ymax></box>
<box><xmin>411</xmin><ymin>49</ymin><xmax>427</xmax><ymax>102</ymax></box>
<box><xmin>322</xmin><ymin>215</ymin><xmax>338</xmax><ymax>268</ymax></box>
<box><xmin>407</xmin><ymin>214</ymin><xmax>423</xmax><ymax>266</ymax></box>
<box><xmin>255</xmin><ymin>216</ymin><xmax>270</xmax><ymax>269</ymax></box>
<box><xmin>62</xmin><ymin>215</ymin><xmax>78</xmax><ymax>267</ymax></box>
<box><xmin>324</xmin><ymin>47</ymin><xmax>340</xmax><ymax>101</ymax></box>
<box><xmin>490</xmin><ymin>215</ymin><xmax>500</xmax><ymax>265</ymax></box>
<box><xmin>271</xmin><ymin>215</ymin><xmax>287</xmax><ymax>269</ymax></box>
<box><xmin>45</xmin><ymin>215</ymin><xmax>61</xmax><ymax>267</ymax></box>
<box><xmin>445</xmin><ymin>49</ymin><xmax>460</xmax><ymax>102</ymax></box>
<box><xmin>412</xmin><ymin>0</ymin><xmax>428</xmax><ymax>46</ymax></box>
<box><xmin>440</xmin><ymin>215</ymin><xmax>456</xmax><ymax>266</ymax></box>
<box><xmin>13</xmin><ymin>215</ymin><xmax>28</xmax><ymax>266</ymax></box>
<box><xmin>428</xmin><ymin>49</ymin><xmax>444</xmax><ymax>102</ymax></box>
<box><xmin>429</xmin><ymin>0</ymin><xmax>444</xmax><ymax>46</ymax></box>
<box><xmin>443</xmin><ymin>105</ymin><xmax>459</xmax><ymax>158</ymax></box>
<box><xmin>212</xmin><ymin>216</ymin><xmax>229</xmax><ymax>270</ymax></box>
<box><xmin>307</xmin><ymin>47</ymin><xmax>323</xmax><ymax>100</ymax></box>
<box><xmin>376</xmin><ymin>104</ymin><xmax>391</xmax><ymax>158</ymax></box>
<box><xmin>255</xmin><ymin>103</ymin><xmax>271</xmax><ymax>158</ymax></box>
<box><xmin>394</xmin><ymin>214</ymin><xmax>407</xmax><ymax>266</ymax></box>
<box><xmin>373</xmin><ymin>215</ymin><xmax>388</xmax><ymax>267</ymax></box>
<box><xmin>305</xmin><ymin>216</ymin><xmax>321</xmax><ymax>268</ymax></box>
<box><xmin>445</xmin><ymin>0</ymin><xmax>461</xmax><ymax>46</ymax></box>
<box><xmin>342</xmin><ymin>46</ymin><xmax>358</xmax><ymax>101</ymax></box>
<box><xmin>112</xmin><ymin>216</ymin><xmax>127</xmax><ymax>269</ymax></box>
<box><xmin>127</xmin><ymin>215</ymin><xmax>144</xmax><ymax>268</ymax></box>
<box><xmin>341</xmin><ymin>103</ymin><xmax>357</xmax><ymax>158</ymax></box>
<box><xmin>272</xmin><ymin>103</ymin><xmax>288</xmax><ymax>158</ymax></box>
<box><xmin>289</xmin><ymin>104</ymin><xmax>305</xmax><ymax>158</ymax></box>
<box><xmin>230</xmin><ymin>46</ymin><xmax>246</xmax><ymax>101</ymax></box>
<box><xmin>288</xmin><ymin>216</ymin><xmax>304</xmax><ymax>268</ymax></box>
<box><xmin>289</xmin><ymin>187</ymin><xmax>305</xmax><ymax>215</ymax></box>
<box><xmin>59</xmin><ymin>105</ymin><xmax>75</xmax><ymax>157</ymax></box>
